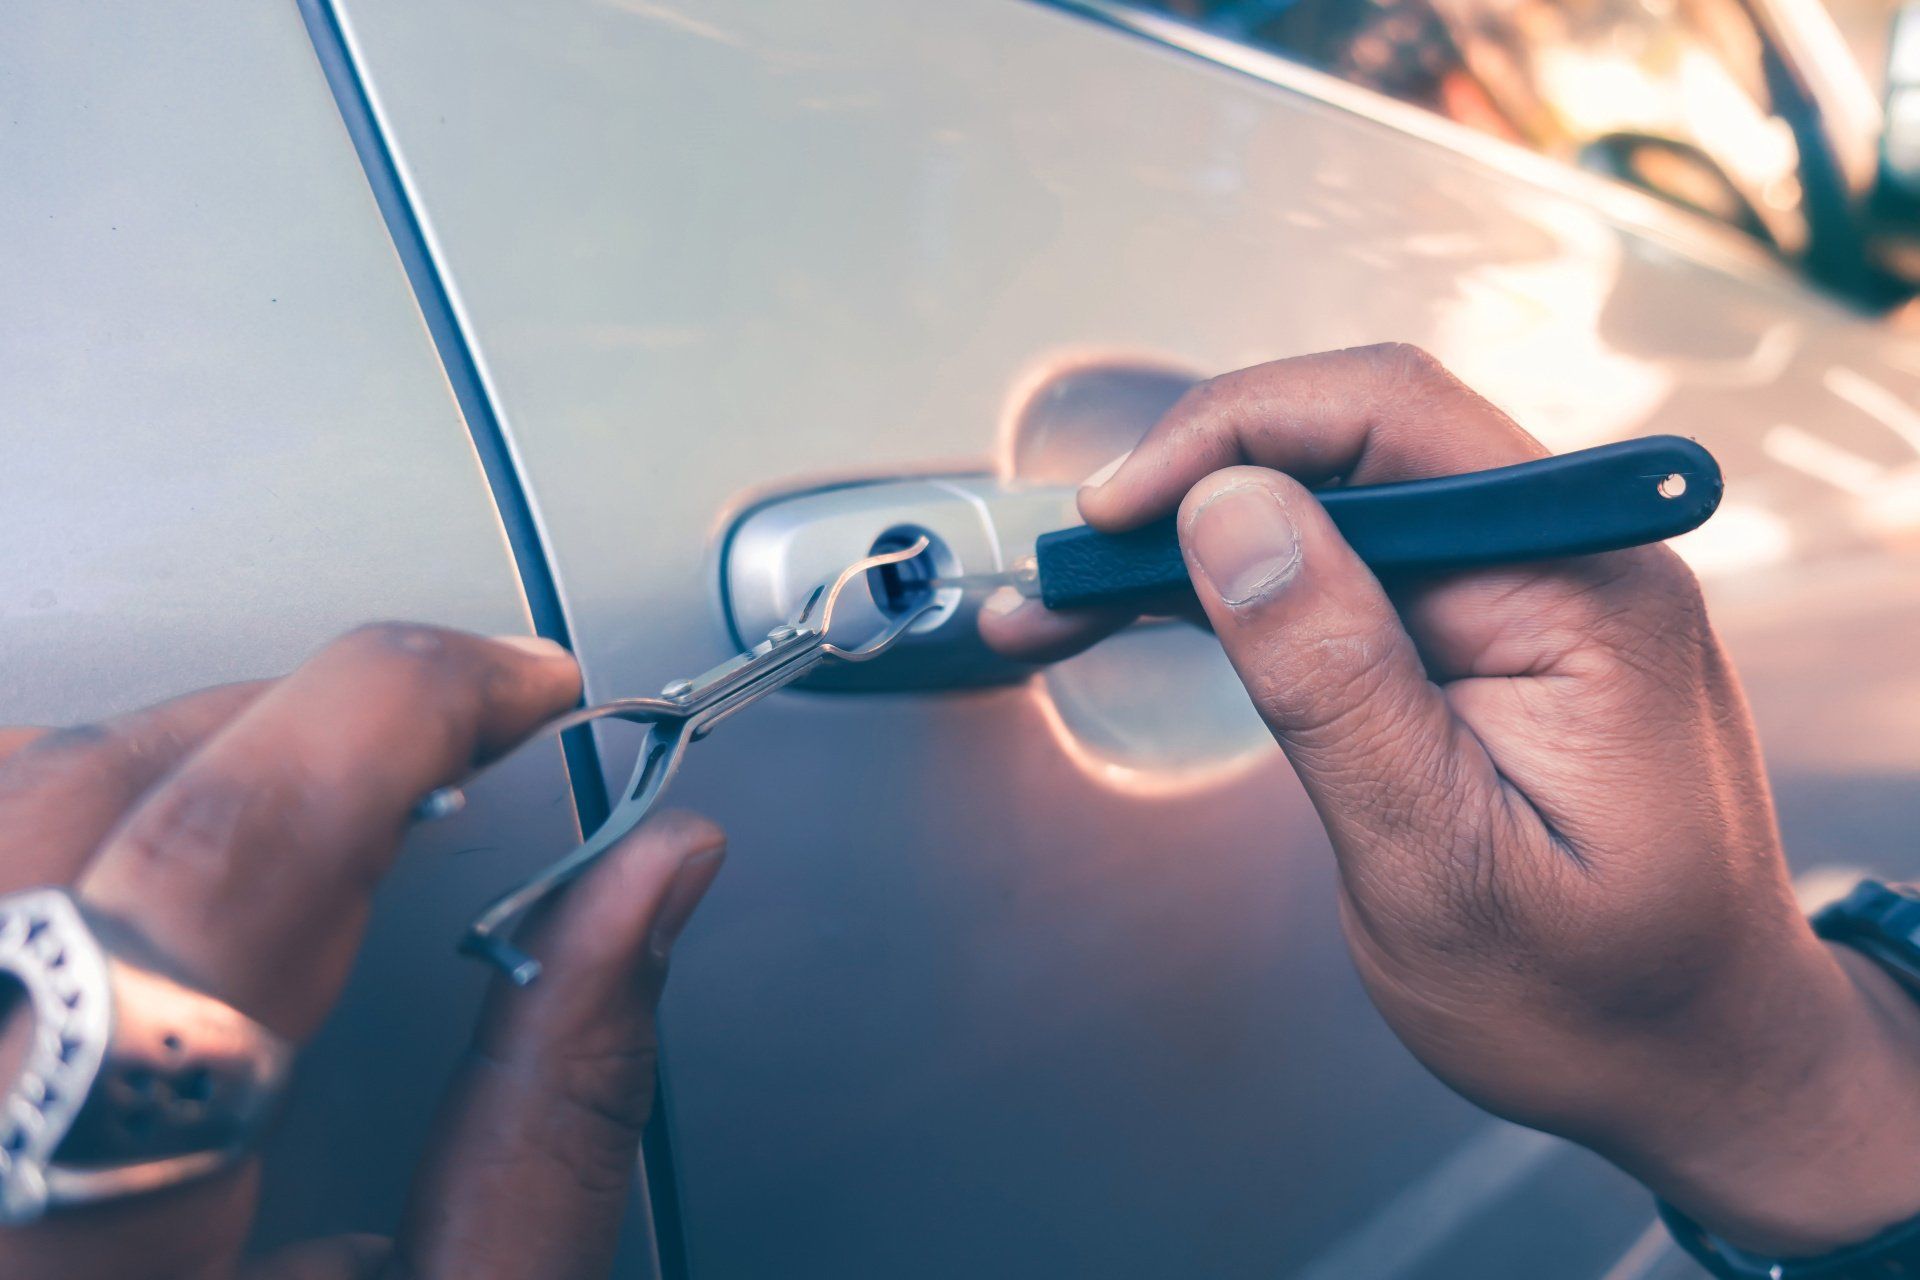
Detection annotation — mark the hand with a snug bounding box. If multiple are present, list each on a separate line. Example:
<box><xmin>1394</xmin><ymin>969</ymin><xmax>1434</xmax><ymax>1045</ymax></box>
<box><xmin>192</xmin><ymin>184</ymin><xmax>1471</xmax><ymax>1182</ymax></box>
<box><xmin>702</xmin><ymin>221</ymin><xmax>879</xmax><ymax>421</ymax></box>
<box><xmin>0</xmin><ymin>624</ymin><xmax>725</xmax><ymax>1280</ymax></box>
<box><xmin>988</xmin><ymin>345</ymin><xmax>1920</xmax><ymax>1257</ymax></box>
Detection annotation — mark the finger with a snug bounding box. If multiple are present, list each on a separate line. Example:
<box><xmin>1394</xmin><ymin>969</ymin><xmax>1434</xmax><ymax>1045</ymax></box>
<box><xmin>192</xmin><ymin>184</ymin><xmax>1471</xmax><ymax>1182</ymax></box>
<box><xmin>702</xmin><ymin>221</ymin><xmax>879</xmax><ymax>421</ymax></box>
<box><xmin>1178</xmin><ymin>467</ymin><xmax>1571</xmax><ymax>927</ymax></box>
<box><xmin>391</xmin><ymin>811</ymin><xmax>725</xmax><ymax>1280</ymax></box>
<box><xmin>1079</xmin><ymin>345</ymin><xmax>1697</xmax><ymax>682</ymax></box>
<box><xmin>0</xmin><ymin>728</ymin><xmax>48</xmax><ymax>764</ymax></box>
<box><xmin>77</xmin><ymin>625</ymin><xmax>582</xmax><ymax>1039</ymax></box>
<box><xmin>975</xmin><ymin>587</ymin><xmax>1134</xmax><ymax>664</ymax></box>
<box><xmin>0</xmin><ymin>682</ymin><xmax>268</xmax><ymax>893</ymax></box>
<box><xmin>0</xmin><ymin>1165</ymin><xmax>263</xmax><ymax>1280</ymax></box>
<box><xmin>1079</xmin><ymin>344</ymin><xmax>1545</xmax><ymax>532</ymax></box>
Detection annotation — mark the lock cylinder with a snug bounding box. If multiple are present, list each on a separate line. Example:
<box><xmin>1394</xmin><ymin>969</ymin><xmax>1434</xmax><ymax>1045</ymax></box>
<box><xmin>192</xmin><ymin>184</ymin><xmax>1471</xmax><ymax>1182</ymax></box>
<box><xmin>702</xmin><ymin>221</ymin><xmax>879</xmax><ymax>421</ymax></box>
<box><xmin>721</xmin><ymin>477</ymin><xmax>1077</xmax><ymax>690</ymax></box>
<box><xmin>865</xmin><ymin>527</ymin><xmax>960</xmax><ymax>629</ymax></box>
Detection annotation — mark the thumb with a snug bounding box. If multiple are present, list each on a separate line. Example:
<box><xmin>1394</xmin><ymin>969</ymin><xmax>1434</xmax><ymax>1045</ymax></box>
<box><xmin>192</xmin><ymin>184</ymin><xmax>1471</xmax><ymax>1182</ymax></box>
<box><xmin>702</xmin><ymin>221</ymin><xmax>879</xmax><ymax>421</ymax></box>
<box><xmin>1179</xmin><ymin>467</ymin><xmax>1510</xmax><ymax>916</ymax></box>
<box><xmin>387</xmin><ymin>810</ymin><xmax>725</xmax><ymax>1280</ymax></box>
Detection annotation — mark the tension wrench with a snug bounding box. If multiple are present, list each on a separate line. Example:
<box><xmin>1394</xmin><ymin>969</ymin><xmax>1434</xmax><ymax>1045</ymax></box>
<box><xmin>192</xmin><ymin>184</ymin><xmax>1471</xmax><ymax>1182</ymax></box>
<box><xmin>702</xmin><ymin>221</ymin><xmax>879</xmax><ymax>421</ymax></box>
<box><xmin>428</xmin><ymin>537</ymin><xmax>935</xmax><ymax>985</ymax></box>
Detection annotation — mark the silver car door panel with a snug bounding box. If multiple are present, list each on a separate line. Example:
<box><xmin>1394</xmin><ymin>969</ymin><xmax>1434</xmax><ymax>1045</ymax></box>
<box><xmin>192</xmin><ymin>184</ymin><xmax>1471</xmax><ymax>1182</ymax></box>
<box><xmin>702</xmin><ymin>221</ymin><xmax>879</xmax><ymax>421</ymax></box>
<box><xmin>0</xmin><ymin>0</ymin><xmax>609</xmax><ymax>1265</ymax></box>
<box><xmin>326</xmin><ymin>1</ymin><xmax>1920</xmax><ymax>1275</ymax></box>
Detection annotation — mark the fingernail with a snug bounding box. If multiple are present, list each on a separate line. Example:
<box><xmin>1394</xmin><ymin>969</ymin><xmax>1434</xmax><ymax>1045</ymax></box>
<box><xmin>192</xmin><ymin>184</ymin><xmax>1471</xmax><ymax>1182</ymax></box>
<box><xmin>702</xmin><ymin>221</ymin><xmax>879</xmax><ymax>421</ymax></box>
<box><xmin>490</xmin><ymin>634</ymin><xmax>572</xmax><ymax>661</ymax></box>
<box><xmin>1186</xmin><ymin>483</ymin><xmax>1301</xmax><ymax>607</ymax></box>
<box><xmin>648</xmin><ymin>843</ymin><xmax>725</xmax><ymax>963</ymax></box>
<box><xmin>1078</xmin><ymin>450</ymin><xmax>1132</xmax><ymax>494</ymax></box>
<box><xmin>982</xmin><ymin>586</ymin><xmax>1027</xmax><ymax>618</ymax></box>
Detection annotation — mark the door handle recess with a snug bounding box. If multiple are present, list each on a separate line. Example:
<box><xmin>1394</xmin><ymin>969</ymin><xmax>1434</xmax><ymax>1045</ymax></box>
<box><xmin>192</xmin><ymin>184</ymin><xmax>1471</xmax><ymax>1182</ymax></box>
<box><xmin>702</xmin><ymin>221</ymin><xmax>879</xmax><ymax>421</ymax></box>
<box><xmin>722</xmin><ymin>437</ymin><xmax>1723</xmax><ymax>692</ymax></box>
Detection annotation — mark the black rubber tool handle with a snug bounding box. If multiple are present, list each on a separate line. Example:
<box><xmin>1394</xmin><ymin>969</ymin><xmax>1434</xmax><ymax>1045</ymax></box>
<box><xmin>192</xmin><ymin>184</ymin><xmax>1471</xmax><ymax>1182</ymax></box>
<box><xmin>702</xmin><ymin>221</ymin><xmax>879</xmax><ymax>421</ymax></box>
<box><xmin>1033</xmin><ymin>435</ymin><xmax>1722</xmax><ymax>611</ymax></box>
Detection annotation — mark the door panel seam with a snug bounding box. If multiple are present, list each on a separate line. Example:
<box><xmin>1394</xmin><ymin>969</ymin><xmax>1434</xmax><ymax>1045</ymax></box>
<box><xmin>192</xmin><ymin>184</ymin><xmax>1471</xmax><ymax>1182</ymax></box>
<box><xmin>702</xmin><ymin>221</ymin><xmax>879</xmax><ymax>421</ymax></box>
<box><xmin>290</xmin><ymin>4</ymin><xmax>690</xmax><ymax>1276</ymax></box>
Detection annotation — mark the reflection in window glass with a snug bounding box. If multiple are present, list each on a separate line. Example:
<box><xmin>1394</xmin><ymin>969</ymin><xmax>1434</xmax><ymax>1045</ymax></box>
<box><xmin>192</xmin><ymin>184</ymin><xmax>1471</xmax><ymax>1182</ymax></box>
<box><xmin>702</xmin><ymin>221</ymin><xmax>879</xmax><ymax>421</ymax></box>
<box><xmin>1124</xmin><ymin>0</ymin><xmax>1809</xmax><ymax>254</ymax></box>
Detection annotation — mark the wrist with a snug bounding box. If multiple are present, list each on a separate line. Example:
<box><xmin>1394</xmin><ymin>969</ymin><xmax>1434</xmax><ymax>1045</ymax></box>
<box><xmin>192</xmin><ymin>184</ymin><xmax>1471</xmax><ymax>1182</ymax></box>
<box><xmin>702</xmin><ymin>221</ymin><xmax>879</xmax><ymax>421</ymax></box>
<box><xmin>1617</xmin><ymin>938</ymin><xmax>1920</xmax><ymax>1257</ymax></box>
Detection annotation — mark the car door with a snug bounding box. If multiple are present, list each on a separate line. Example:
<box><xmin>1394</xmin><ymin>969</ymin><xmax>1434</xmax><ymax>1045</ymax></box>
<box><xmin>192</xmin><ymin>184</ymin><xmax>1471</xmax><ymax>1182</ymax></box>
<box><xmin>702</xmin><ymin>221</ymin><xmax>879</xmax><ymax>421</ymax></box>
<box><xmin>312</xmin><ymin>1</ymin><xmax>1920</xmax><ymax>1276</ymax></box>
<box><xmin>0</xmin><ymin>0</ymin><xmax>606</xmax><ymax>1257</ymax></box>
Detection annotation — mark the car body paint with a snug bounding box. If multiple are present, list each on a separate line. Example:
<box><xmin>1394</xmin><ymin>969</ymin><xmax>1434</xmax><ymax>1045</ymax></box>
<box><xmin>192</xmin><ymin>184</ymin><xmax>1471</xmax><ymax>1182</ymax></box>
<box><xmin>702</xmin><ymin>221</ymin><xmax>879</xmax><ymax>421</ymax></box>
<box><xmin>0</xmin><ymin>0</ymin><xmax>614</xmax><ymax>1261</ymax></box>
<box><xmin>9</xmin><ymin>1</ymin><xmax>1920</xmax><ymax>1275</ymax></box>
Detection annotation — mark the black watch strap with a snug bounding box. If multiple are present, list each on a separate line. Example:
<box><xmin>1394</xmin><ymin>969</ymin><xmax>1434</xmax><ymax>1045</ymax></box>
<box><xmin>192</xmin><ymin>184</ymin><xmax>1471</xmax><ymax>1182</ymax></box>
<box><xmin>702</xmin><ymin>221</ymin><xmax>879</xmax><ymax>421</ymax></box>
<box><xmin>1656</xmin><ymin>880</ymin><xmax>1920</xmax><ymax>1279</ymax></box>
<box><xmin>1813</xmin><ymin>880</ymin><xmax>1920</xmax><ymax>990</ymax></box>
<box><xmin>1660</xmin><ymin>1197</ymin><xmax>1920</xmax><ymax>1278</ymax></box>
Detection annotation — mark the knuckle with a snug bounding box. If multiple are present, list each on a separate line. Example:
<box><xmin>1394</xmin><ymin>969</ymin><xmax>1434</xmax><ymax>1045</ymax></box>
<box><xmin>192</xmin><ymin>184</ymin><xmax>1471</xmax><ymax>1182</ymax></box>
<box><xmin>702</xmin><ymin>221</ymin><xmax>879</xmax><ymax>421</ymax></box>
<box><xmin>1188</xmin><ymin>368</ymin><xmax>1242</xmax><ymax>404</ymax></box>
<box><xmin>106</xmin><ymin>769</ymin><xmax>268</xmax><ymax>889</ymax></box>
<box><xmin>337</xmin><ymin>620</ymin><xmax>463</xmax><ymax>670</ymax></box>
<box><xmin>28</xmin><ymin>722</ymin><xmax>115</xmax><ymax>755</ymax></box>
<box><xmin>1634</xmin><ymin>548</ymin><xmax>1709</xmax><ymax>625</ymax></box>
<box><xmin>1562</xmin><ymin>553</ymin><xmax>1716</xmax><ymax>701</ymax></box>
<box><xmin>333</xmin><ymin>621</ymin><xmax>491</xmax><ymax>713</ymax></box>
<box><xmin>1178</xmin><ymin>361</ymin><xmax>1286</xmax><ymax>425</ymax></box>
<box><xmin>1360</xmin><ymin>341</ymin><xmax>1446</xmax><ymax>383</ymax></box>
<box><xmin>1168</xmin><ymin>372</ymin><xmax>1239</xmax><ymax>434</ymax></box>
<box><xmin>463</xmin><ymin>1039</ymin><xmax>658</xmax><ymax>1199</ymax></box>
<box><xmin>327</xmin><ymin>623</ymin><xmax>542</xmax><ymax>776</ymax></box>
<box><xmin>553</xmin><ymin>1043</ymin><xmax>659</xmax><ymax>1137</ymax></box>
<box><xmin>1257</xmin><ymin>625</ymin><xmax>1400</xmax><ymax>741</ymax></box>
<box><xmin>547</xmin><ymin>1043</ymin><xmax>659</xmax><ymax>1193</ymax></box>
<box><xmin>0</xmin><ymin>721</ymin><xmax>135</xmax><ymax>800</ymax></box>
<box><xmin>1549</xmin><ymin>551</ymin><xmax>1703</xmax><ymax>645</ymax></box>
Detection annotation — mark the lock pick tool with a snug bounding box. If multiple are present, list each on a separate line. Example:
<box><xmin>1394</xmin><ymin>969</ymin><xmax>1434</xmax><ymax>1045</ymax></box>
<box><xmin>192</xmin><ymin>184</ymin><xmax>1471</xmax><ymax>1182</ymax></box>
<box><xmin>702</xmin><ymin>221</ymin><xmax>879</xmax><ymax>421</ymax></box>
<box><xmin>429</xmin><ymin>538</ymin><xmax>937</xmax><ymax>985</ymax></box>
<box><xmin>930</xmin><ymin>435</ymin><xmax>1724</xmax><ymax>611</ymax></box>
<box><xmin>433</xmin><ymin>436</ymin><xmax>1722</xmax><ymax>984</ymax></box>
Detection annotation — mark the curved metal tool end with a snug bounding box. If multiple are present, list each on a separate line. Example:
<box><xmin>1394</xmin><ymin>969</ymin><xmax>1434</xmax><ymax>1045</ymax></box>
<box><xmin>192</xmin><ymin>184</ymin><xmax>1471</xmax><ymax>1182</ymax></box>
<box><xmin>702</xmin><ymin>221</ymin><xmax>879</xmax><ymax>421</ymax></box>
<box><xmin>539</xmin><ymin>696</ymin><xmax>681</xmax><ymax>736</ymax></box>
<box><xmin>461</xmin><ymin>932</ymin><xmax>544</xmax><ymax>987</ymax></box>
<box><xmin>816</xmin><ymin>534</ymin><xmax>931</xmax><ymax>635</ymax></box>
<box><xmin>459</xmin><ymin>729</ymin><xmax>689</xmax><ymax>985</ymax></box>
<box><xmin>820</xmin><ymin>597</ymin><xmax>938</xmax><ymax>662</ymax></box>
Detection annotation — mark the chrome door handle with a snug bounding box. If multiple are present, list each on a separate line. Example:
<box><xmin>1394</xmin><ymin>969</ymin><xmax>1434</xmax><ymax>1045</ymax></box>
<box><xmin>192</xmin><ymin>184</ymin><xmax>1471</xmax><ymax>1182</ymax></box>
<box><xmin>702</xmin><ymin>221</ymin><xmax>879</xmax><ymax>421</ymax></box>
<box><xmin>723</xmin><ymin>476</ymin><xmax>1073</xmax><ymax>690</ymax></box>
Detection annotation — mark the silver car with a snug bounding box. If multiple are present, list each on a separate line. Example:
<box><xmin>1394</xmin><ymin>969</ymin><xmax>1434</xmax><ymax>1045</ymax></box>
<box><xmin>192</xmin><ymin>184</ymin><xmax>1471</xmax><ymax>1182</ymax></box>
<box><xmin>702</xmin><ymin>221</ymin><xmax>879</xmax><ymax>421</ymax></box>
<box><xmin>8</xmin><ymin>2</ymin><xmax>1920</xmax><ymax>1276</ymax></box>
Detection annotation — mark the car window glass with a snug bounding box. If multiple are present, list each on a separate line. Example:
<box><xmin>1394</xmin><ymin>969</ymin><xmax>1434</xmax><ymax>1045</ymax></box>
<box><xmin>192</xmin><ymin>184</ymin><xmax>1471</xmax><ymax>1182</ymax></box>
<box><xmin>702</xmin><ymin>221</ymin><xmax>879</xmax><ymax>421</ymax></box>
<box><xmin>1122</xmin><ymin>0</ymin><xmax>1812</xmax><ymax>254</ymax></box>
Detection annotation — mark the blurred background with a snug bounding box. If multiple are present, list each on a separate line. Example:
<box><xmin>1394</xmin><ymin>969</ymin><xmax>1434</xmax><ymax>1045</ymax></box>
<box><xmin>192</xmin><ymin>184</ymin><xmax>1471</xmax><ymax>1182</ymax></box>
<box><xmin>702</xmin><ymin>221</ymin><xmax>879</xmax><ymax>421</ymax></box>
<box><xmin>1128</xmin><ymin>0</ymin><xmax>1920</xmax><ymax>310</ymax></box>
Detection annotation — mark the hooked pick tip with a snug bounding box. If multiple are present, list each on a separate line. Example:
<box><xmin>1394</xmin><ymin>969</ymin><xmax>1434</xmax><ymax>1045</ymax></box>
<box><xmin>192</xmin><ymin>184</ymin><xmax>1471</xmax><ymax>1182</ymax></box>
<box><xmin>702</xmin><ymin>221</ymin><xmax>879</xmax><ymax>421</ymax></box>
<box><xmin>817</xmin><ymin>535</ymin><xmax>932</xmax><ymax>631</ymax></box>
